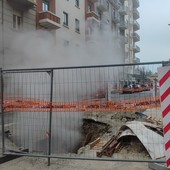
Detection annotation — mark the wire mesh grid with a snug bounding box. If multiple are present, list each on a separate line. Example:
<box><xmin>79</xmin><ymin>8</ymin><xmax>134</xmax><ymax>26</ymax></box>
<box><xmin>1</xmin><ymin>71</ymin><xmax>51</xmax><ymax>155</ymax></box>
<box><xmin>0</xmin><ymin>63</ymin><xmax>165</xmax><ymax>162</ymax></box>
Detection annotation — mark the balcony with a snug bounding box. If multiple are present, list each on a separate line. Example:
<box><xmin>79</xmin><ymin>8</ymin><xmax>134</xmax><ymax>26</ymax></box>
<box><xmin>8</xmin><ymin>0</ymin><xmax>36</xmax><ymax>9</ymax></box>
<box><xmin>133</xmin><ymin>45</ymin><xmax>140</xmax><ymax>53</ymax></box>
<box><xmin>133</xmin><ymin>0</ymin><xmax>139</xmax><ymax>8</ymax></box>
<box><xmin>89</xmin><ymin>0</ymin><xmax>98</xmax><ymax>2</ymax></box>
<box><xmin>119</xmin><ymin>0</ymin><xmax>125</xmax><ymax>4</ymax></box>
<box><xmin>97</xmin><ymin>0</ymin><xmax>108</xmax><ymax>12</ymax></box>
<box><xmin>133</xmin><ymin>32</ymin><xmax>140</xmax><ymax>42</ymax></box>
<box><xmin>119</xmin><ymin>6</ymin><xmax>128</xmax><ymax>15</ymax></box>
<box><xmin>119</xmin><ymin>21</ymin><xmax>128</xmax><ymax>30</ymax></box>
<box><xmin>133</xmin><ymin>20</ymin><xmax>140</xmax><ymax>31</ymax></box>
<box><xmin>112</xmin><ymin>14</ymin><xmax>120</xmax><ymax>24</ymax></box>
<box><xmin>133</xmin><ymin>8</ymin><xmax>140</xmax><ymax>19</ymax></box>
<box><xmin>133</xmin><ymin>57</ymin><xmax>140</xmax><ymax>63</ymax></box>
<box><xmin>86</xmin><ymin>11</ymin><xmax>99</xmax><ymax>23</ymax></box>
<box><xmin>38</xmin><ymin>11</ymin><xmax>61</xmax><ymax>29</ymax></box>
<box><xmin>108</xmin><ymin>0</ymin><xmax>120</xmax><ymax>9</ymax></box>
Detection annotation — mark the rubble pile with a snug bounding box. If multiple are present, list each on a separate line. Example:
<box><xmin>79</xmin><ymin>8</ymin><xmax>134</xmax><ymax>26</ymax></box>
<box><xmin>79</xmin><ymin>110</ymin><xmax>164</xmax><ymax>160</ymax></box>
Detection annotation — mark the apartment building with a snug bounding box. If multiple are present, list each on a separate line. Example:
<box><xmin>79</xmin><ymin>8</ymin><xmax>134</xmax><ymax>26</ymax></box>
<box><xmin>36</xmin><ymin>0</ymin><xmax>86</xmax><ymax>47</ymax></box>
<box><xmin>36</xmin><ymin>0</ymin><xmax>131</xmax><ymax>64</ymax></box>
<box><xmin>124</xmin><ymin>0</ymin><xmax>140</xmax><ymax>77</ymax></box>
<box><xmin>83</xmin><ymin>0</ymin><xmax>127</xmax><ymax>64</ymax></box>
<box><xmin>0</xmin><ymin>0</ymin><xmax>140</xmax><ymax>69</ymax></box>
<box><xmin>0</xmin><ymin>0</ymin><xmax>36</xmax><ymax>68</ymax></box>
<box><xmin>125</xmin><ymin>0</ymin><xmax>140</xmax><ymax>62</ymax></box>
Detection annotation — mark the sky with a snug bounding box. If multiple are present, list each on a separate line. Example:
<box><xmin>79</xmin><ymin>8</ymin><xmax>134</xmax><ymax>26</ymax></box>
<box><xmin>137</xmin><ymin>0</ymin><xmax>170</xmax><ymax>62</ymax></box>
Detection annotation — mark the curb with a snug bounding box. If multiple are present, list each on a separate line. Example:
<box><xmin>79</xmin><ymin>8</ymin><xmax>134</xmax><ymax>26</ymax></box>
<box><xmin>148</xmin><ymin>162</ymin><xmax>170</xmax><ymax>170</ymax></box>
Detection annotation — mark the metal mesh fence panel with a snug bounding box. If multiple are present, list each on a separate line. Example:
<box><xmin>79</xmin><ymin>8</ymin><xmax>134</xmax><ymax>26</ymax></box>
<box><xmin>1</xmin><ymin>70</ymin><xmax>51</xmax><ymax>155</ymax></box>
<box><xmin>0</xmin><ymin>62</ymin><xmax>165</xmax><ymax>163</ymax></box>
<box><xmin>0</xmin><ymin>69</ymin><xmax>2</xmax><ymax>155</ymax></box>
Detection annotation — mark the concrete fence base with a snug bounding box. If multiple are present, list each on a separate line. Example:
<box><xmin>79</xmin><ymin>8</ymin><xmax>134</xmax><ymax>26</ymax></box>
<box><xmin>148</xmin><ymin>163</ymin><xmax>170</xmax><ymax>170</ymax></box>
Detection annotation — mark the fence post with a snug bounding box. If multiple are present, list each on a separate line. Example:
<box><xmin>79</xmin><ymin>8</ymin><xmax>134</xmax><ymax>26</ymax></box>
<box><xmin>48</xmin><ymin>69</ymin><xmax>54</xmax><ymax>166</ymax></box>
<box><xmin>0</xmin><ymin>69</ymin><xmax>5</xmax><ymax>154</ymax></box>
<box><xmin>158</xmin><ymin>64</ymin><xmax>170</xmax><ymax>168</ymax></box>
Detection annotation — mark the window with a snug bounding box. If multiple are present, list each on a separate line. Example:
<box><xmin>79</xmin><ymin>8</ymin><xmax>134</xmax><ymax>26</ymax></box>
<box><xmin>13</xmin><ymin>14</ymin><xmax>22</xmax><ymax>30</ymax></box>
<box><xmin>112</xmin><ymin>9</ymin><xmax>116</xmax><ymax>19</ymax></box>
<box><xmin>75</xmin><ymin>0</ymin><xmax>79</xmax><ymax>7</ymax></box>
<box><xmin>88</xmin><ymin>3</ymin><xmax>92</xmax><ymax>12</ymax></box>
<box><xmin>63</xmin><ymin>12</ymin><xmax>68</xmax><ymax>26</ymax></box>
<box><xmin>42</xmin><ymin>0</ymin><xmax>50</xmax><ymax>11</ymax></box>
<box><xmin>75</xmin><ymin>19</ymin><xmax>80</xmax><ymax>33</ymax></box>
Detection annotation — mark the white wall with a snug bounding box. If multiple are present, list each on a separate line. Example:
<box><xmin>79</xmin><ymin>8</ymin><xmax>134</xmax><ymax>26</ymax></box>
<box><xmin>55</xmin><ymin>0</ymin><xmax>86</xmax><ymax>46</ymax></box>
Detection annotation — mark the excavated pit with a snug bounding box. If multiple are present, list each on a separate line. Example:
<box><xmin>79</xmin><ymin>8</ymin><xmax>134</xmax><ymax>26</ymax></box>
<box><xmin>80</xmin><ymin>118</ymin><xmax>111</xmax><ymax>147</ymax></box>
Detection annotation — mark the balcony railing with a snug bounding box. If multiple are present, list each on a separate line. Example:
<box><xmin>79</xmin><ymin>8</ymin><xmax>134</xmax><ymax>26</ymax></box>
<box><xmin>119</xmin><ymin>21</ymin><xmax>128</xmax><ymax>30</ymax></box>
<box><xmin>108</xmin><ymin>0</ymin><xmax>120</xmax><ymax>9</ymax></box>
<box><xmin>119</xmin><ymin>6</ymin><xmax>128</xmax><ymax>15</ymax></box>
<box><xmin>133</xmin><ymin>8</ymin><xmax>140</xmax><ymax>19</ymax></box>
<box><xmin>8</xmin><ymin>0</ymin><xmax>36</xmax><ymax>9</ymax></box>
<box><xmin>112</xmin><ymin>14</ymin><xmax>120</xmax><ymax>24</ymax></box>
<box><xmin>97</xmin><ymin>0</ymin><xmax>108</xmax><ymax>12</ymax></box>
<box><xmin>133</xmin><ymin>20</ymin><xmax>140</xmax><ymax>31</ymax></box>
<box><xmin>86</xmin><ymin>11</ymin><xmax>99</xmax><ymax>22</ymax></box>
<box><xmin>119</xmin><ymin>0</ymin><xmax>125</xmax><ymax>4</ymax></box>
<box><xmin>134</xmin><ymin>57</ymin><xmax>140</xmax><ymax>63</ymax></box>
<box><xmin>89</xmin><ymin>0</ymin><xmax>98</xmax><ymax>3</ymax></box>
<box><xmin>133</xmin><ymin>32</ymin><xmax>140</xmax><ymax>42</ymax></box>
<box><xmin>133</xmin><ymin>45</ymin><xmax>140</xmax><ymax>53</ymax></box>
<box><xmin>133</xmin><ymin>0</ymin><xmax>139</xmax><ymax>8</ymax></box>
<box><xmin>38</xmin><ymin>11</ymin><xmax>61</xmax><ymax>29</ymax></box>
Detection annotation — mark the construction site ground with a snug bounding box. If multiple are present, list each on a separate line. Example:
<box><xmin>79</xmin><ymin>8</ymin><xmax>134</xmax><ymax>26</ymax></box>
<box><xmin>0</xmin><ymin>107</ymin><xmax>164</xmax><ymax>169</ymax></box>
<box><xmin>0</xmin><ymin>156</ymin><xmax>151</xmax><ymax>170</ymax></box>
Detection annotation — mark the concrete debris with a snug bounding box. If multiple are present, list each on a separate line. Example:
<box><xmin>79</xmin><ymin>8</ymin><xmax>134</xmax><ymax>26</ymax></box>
<box><xmin>94</xmin><ymin>121</ymin><xmax>164</xmax><ymax>159</ymax></box>
<box><xmin>80</xmin><ymin>108</ymin><xmax>164</xmax><ymax>161</ymax></box>
<box><xmin>96</xmin><ymin>131</ymin><xmax>121</xmax><ymax>157</ymax></box>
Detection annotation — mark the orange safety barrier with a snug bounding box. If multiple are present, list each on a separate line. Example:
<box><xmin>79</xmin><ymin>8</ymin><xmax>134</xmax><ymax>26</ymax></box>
<box><xmin>3</xmin><ymin>96</ymin><xmax>161</xmax><ymax>113</ymax></box>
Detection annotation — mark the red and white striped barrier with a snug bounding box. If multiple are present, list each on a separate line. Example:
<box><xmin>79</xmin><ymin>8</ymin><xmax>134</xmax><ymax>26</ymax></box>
<box><xmin>158</xmin><ymin>66</ymin><xmax>170</xmax><ymax>167</ymax></box>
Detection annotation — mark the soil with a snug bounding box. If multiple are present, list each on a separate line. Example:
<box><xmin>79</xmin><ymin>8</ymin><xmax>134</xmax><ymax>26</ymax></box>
<box><xmin>0</xmin><ymin>108</ymin><xmax>163</xmax><ymax>169</ymax></box>
<box><xmin>0</xmin><ymin>156</ymin><xmax>151</xmax><ymax>170</ymax></box>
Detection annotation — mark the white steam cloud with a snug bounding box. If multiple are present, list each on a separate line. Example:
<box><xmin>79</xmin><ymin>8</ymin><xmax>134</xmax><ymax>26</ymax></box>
<box><xmin>5</xmin><ymin>25</ymin><xmax>124</xmax><ymax>68</ymax></box>
<box><xmin>4</xmin><ymin>25</ymin><xmax>125</xmax><ymax>154</ymax></box>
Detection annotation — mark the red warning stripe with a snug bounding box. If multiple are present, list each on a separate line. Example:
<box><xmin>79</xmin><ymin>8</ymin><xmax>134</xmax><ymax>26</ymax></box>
<box><xmin>162</xmin><ymin>104</ymin><xmax>170</xmax><ymax>118</ymax></box>
<box><xmin>159</xmin><ymin>68</ymin><xmax>170</xmax><ymax>168</ymax></box>
<box><xmin>164</xmin><ymin>123</ymin><xmax>170</xmax><ymax>134</ymax></box>
<box><xmin>165</xmin><ymin>140</ymin><xmax>170</xmax><ymax>150</ymax></box>
<box><xmin>161</xmin><ymin>87</ymin><xmax>170</xmax><ymax>102</ymax></box>
<box><xmin>167</xmin><ymin>158</ymin><xmax>170</xmax><ymax>168</ymax></box>
<box><xmin>160</xmin><ymin>69</ymin><xmax>170</xmax><ymax>86</ymax></box>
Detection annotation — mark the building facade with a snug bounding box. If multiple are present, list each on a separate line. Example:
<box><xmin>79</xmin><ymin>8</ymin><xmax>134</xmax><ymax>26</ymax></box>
<box><xmin>125</xmin><ymin>0</ymin><xmax>140</xmax><ymax>77</ymax></box>
<box><xmin>0</xmin><ymin>0</ymin><xmax>140</xmax><ymax>69</ymax></box>
<box><xmin>0</xmin><ymin>0</ymin><xmax>36</xmax><ymax>68</ymax></box>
